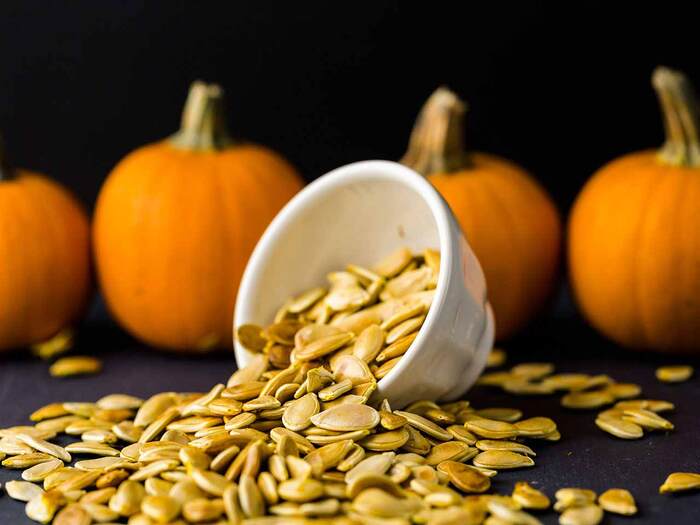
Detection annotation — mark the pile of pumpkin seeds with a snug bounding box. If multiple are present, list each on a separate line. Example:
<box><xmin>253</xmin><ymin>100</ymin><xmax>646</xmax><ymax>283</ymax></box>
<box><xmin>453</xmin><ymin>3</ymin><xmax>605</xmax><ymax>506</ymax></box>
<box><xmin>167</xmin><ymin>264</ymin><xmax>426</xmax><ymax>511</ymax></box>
<box><xmin>477</xmin><ymin>361</ymin><xmax>681</xmax><ymax>442</ymax></box>
<box><xmin>236</xmin><ymin>247</ymin><xmax>439</xmax><ymax>382</ymax></box>
<box><xmin>1</xmin><ymin>247</ymin><xmax>697</xmax><ymax>524</ymax></box>
<box><xmin>0</xmin><ymin>357</ymin><xmax>564</xmax><ymax>524</ymax></box>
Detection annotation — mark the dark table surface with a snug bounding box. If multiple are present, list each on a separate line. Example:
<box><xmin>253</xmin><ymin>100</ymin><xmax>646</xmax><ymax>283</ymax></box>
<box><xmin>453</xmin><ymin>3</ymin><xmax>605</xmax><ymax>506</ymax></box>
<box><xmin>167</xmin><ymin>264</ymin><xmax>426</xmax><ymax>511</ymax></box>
<box><xmin>1</xmin><ymin>317</ymin><xmax>699</xmax><ymax>524</ymax></box>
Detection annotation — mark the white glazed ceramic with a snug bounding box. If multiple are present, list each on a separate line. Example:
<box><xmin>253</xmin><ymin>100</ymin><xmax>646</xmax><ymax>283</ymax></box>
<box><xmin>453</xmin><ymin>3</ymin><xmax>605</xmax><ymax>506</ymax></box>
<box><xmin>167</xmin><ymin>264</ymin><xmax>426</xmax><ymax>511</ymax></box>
<box><xmin>234</xmin><ymin>160</ymin><xmax>494</xmax><ymax>408</ymax></box>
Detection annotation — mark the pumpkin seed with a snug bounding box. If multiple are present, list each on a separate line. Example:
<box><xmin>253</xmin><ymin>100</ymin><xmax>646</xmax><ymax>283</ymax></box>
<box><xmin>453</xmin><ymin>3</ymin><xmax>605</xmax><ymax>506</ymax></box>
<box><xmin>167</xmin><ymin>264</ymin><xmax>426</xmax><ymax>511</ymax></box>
<box><xmin>49</xmin><ymin>356</ymin><xmax>102</xmax><ymax>377</ymax></box>
<box><xmin>595</xmin><ymin>417</ymin><xmax>643</xmax><ymax>439</ymax></box>
<box><xmin>373</xmin><ymin>247</ymin><xmax>414</xmax><ymax>277</ymax></box>
<box><xmin>22</xmin><ymin>458</ymin><xmax>64</xmax><ymax>482</ymax></box>
<box><xmin>514</xmin><ymin>417</ymin><xmax>557</xmax><ymax>438</ymax></box>
<box><xmin>603</xmin><ymin>382</ymin><xmax>642</xmax><ymax>400</ymax></box>
<box><xmin>223</xmin><ymin>483</ymin><xmax>245</xmax><ymax>523</ymax></box>
<box><xmin>621</xmin><ymin>408</ymin><xmax>674</xmax><ymax>430</ymax></box>
<box><xmin>559</xmin><ymin>504</ymin><xmax>603</xmax><ymax>525</ymax></box>
<box><xmin>475</xmin><ymin>407</ymin><xmax>523</xmax><ymax>422</ymax></box>
<box><xmin>295</xmin><ymin>333</ymin><xmax>354</xmax><ymax>361</ymax></box>
<box><xmin>511</xmin><ymin>362</ymin><xmax>555</xmax><ymax>380</ymax></box>
<box><xmin>141</xmin><ymin>494</ymin><xmax>180</xmax><ymax>522</ymax></box>
<box><xmin>282</xmin><ymin>393</ymin><xmax>320</xmax><ymax>432</ymax></box>
<box><xmin>277</xmin><ymin>477</ymin><xmax>325</xmax><ymax>503</ymax></box>
<box><xmin>554</xmin><ymin>488</ymin><xmax>596</xmax><ymax>511</ymax></box>
<box><xmin>446</xmin><ymin>425</ymin><xmax>477</xmax><ymax>445</ymax></box>
<box><xmin>239</xmin><ymin>473</ymin><xmax>266</xmax><ymax>517</ymax></box>
<box><xmin>25</xmin><ymin>490</ymin><xmax>66</xmax><ymax>523</ymax></box>
<box><xmin>96</xmin><ymin>393</ymin><xmax>144</xmax><ymax>410</ymax></box>
<box><xmin>615</xmin><ymin>399</ymin><xmax>675</xmax><ymax>412</ymax></box>
<box><xmin>502</xmin><ymin>379</ymin><xmax>555</xmax><ymax>396</ymax></box>
<box><xmin>305</xmin><ymin>440</ymin><xmax>354</xmax><ymax>476</ymax></box>
<box><xmin>65</xmin><ymin>441</ymin><xmax>120</xmax><ymax>457</ymax></box>
<box><xmin>80</xmin><ymin>501</ymin><xmax>120</xmax><ymax>522</ymax></box>
<box><xmin>15</xmin><ymin>434</ymin><xmax>72</xmax><ymax>462</ymax></box>
<box><xmin>440</xmin><ymin>460</ymin><xmax>491</xmax><ymax>493</ymax></box>
<box><xmin>488</xmin><ymin>499</ymin><xmax>542</xmax><ymax>525</ymax></box>
<box><xmin>512</xmin><ymin>481</ymin><xmax>550</xmax><ymax>510</ymax></box>
<box><xmin>385</xmin><ymin>315</ymin><xmax>425</xmax><ymax>344</ymax></box>
<box><xmin>424</xmin><ymin>441</ymin><xmax>477</xmax><ymax>465</ymax></box>
<box><xmin>183</xmin><ymin>497</ymin><xmax>226</xmax><ymax>522</ymax></box>
<box><xmin>310</xmin><ymin>404</ymin><xmax>379</xmax><ymax>432</ymax></box>
<box><xmin>53</xmin><ymin>504</ymin><xmax>92</xmax><ymax>525</ymax></box>
<box><xmin>109</xmin><ymin>479</ymin><xmax>145</xmax><ymax>516</ymax></box>
<box><xmin>598</xmin><ymin>488</ymin><xmax>636</xmax><ymax>515</ymax></box>
<box><xmin>31</xmin><ymin>328</ymin><xmax>74</xmax><ymax>359</ymax></box>
<box><xmin>375</xmin><ymin>333</ymin><xmax>418</xmax><ymax>363</ymax></box>
<box><xmin>464</xmin><ymin>419</ymin><xmax>519</xmax><ymax>440</ymax></box>
<box><xmin>2</xmin><ymin>452</ymin><xmax>54</xmax><ymax>469</ymax></box>
<box><xmin>656</xmin><ymin>365</ymin><xmax>694</xmax><ymax>383</ymax></box>
<box><xmin>476</xmin><ymin>440</ymin><xmax>536</xmax><ymax>456</ymax></box>
<box><xmin>373</xmin><ymin>357</ymin><xmax>402</xmax><ymax>379</ymax></box>
<box><xmin>80</xmin><ymin>487</ymin><xmax>116</xmax><ymax>504</ymax></box>
<box><xmin>395</xmin><ymin>410</ymin><xmax>452</xmax><ymax>441</ymax></box>
<box><xmin>540</xmin><ymin>373</ymin><xmax>591</xmax><ymax>391</ymax></box>
<box><xmin>473</xmin><ymin>450</ymin><xmax>535</xmax><ymax>470</ymax></box>
<box><xmin>30</xmin><ymin>403</ymin><xmax>70</xmax><ymax>422</ymax></box>
<box><xmin>345</xmin><ymin>452</ymin><xmax>394</xmax><ymax>485</ymax></box>
<box><xmin>190</xmin><ymin>467</ymin><xmax>230</xmax><ymax>496</ymax></box>
<box><xmin>561</xmin><ymin>390</ymin><xmax>614</xmax><ymax>410</ymax></box>
<box><xmin>486</xmin><ymin>348</ymin><xmax>507</xmax><ymax>368</ymax></box>
<box><xmin>659</xmin><ymin>472</ymin><xmax>700</xmax><ymax>494</ymax></box>
<box><xmin>5</xmin><ymin>479</ymin><xmax>45</xmax><ymax>501</ymax></box>
<box><xmin>289</xmin><ymin>287</ymin><xmax>328</xmax><ymax>314</ymax></box>
<box><xmin>351</xmin><ymin>487</ymin><xmax>421</xmax><ymax>519</ymax></box>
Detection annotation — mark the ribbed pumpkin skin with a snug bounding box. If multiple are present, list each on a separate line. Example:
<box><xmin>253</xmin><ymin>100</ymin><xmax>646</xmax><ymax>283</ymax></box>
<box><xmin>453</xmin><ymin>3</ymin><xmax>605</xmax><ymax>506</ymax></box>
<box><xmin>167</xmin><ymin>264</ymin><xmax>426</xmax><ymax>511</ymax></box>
<box><xmin>93</xmin><ymin>143</ymin><xmax>303</xmax><ymax>351</ymax></box>
<box><xmin>0</xmin><ymin>172</ymin><xmax>91</xmax><ymax>350</ymax></box>
<box><xmin>430</xmin><ymin>153</ymin><xmax>562</xmax><ymax>340</ymax></box>
<box><xmin>569</xmin><ymin>151</ymin><xmax>700</xmax><ymax>352</ymax></box>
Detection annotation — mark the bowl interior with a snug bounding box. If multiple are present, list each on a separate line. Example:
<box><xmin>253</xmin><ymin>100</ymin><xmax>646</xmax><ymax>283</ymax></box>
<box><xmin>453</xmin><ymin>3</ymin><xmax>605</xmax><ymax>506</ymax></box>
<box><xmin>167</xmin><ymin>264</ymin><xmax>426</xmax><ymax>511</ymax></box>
<box><xmin>234</xmin><ymin>163</ymin><xmax>443</xmax><ymax>367</ymax></box>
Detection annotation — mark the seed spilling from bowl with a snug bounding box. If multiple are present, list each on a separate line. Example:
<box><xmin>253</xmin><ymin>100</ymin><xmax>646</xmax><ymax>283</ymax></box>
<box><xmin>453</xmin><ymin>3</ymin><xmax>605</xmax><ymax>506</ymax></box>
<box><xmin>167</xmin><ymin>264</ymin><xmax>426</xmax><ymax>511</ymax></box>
<box><xmin>236</xmin><ymin>247</ymin><xmax>439</xmax><ymax>385</ymax></box>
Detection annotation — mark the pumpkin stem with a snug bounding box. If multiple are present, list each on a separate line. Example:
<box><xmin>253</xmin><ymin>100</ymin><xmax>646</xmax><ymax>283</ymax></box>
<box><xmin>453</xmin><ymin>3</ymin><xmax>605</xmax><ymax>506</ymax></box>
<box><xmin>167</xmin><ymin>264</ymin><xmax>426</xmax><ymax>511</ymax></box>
<box><xmin>653</xmin><ymin>67</ymin><xmax>700</xmax><ymax>167</ymax></box>
<box><xmin>400</xmin><ymin>86</ymin><xmax>471</xmax><ymax>175</ymax></box>
<box><xmin>169</xmin><ymin>81</ymin><xmax>234</xmax><ymax>151</ymax></box>
<box><xmin>0</xmin><ymin>135</ymin><xmax>15</xmax><ymax>181</ymax></box>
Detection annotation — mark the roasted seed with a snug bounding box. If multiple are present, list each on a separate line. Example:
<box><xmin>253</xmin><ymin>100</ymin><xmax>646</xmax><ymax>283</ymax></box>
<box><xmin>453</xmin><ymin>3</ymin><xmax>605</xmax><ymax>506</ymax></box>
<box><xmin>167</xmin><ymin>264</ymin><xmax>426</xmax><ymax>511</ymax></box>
<box><xmin>49</xmin><ymin>356</ymin><xmax>102</xmax><ymax>377</ymax></box>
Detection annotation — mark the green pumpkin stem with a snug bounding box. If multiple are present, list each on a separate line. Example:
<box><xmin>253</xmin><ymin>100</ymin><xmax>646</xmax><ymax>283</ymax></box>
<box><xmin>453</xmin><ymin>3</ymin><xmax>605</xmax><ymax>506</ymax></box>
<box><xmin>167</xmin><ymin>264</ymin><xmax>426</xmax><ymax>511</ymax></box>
<box><xmin>400</xmin><ymin>86</ymin><xmax>471</xmax><ymax>175</ymax></box>
<box><xmin>169</xmin><ymin>81</ymin><xmax>234</xmax><ymax>151</ymax></box>
<box><xmin>653</xmin><ymin>67</ymin><xmax>700</xmax><ymax>167</ymax></box>
<box><xmin>0</xmin><ymin>135</ymin><xmax>15</xmax><ymax>181</ymax></box>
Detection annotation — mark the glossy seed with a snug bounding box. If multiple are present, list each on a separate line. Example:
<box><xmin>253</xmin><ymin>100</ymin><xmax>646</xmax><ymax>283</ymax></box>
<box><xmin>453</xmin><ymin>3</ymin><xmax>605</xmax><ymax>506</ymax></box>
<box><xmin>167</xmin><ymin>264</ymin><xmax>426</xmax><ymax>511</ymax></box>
<box><xmin>310</xmin><ymin>404</ymin><xmax>379</xmax><ymax>432</ymax></box>
<box><xmin>513</xmin><ymin>481</ymin><xmax>550</xmax><ymax>509</ymax></box>
<box><xmin>49</xmin><ymin>356</ymin><xmax>102</xmax><ymax>377</ymax></box>
<box><xmin>659</xmin><ymin>472</ymin><xmax>700</xmax><ymax>494</ymax></box>
<box><xmin>440</xmin><ymin>460</ymin><xmax>491</xmax><ymax>493</ymax></box>
<box><xmin>472</xmin><ymin>450</ymin><xmax>535</xmax><ymax>470</ymax></box>
<box><xmin>598</xmin><ymin>488</ymin><xmax>636</xmax><ymax>515</ymax></box>
<box><xmin>559</xmin><ymin>504</ymin><xmax>603</xmax><ymax>525</ymax></box>
<box><xmin>595</xmin><ymin>417</ymin><xmax>644</xmax><ymax>439</ymax></box>
<box><xmin>464</xmin><ymin>419</ymin><xmax>519</xmax><ymax>440</ymax></box>
<box><xmin>561</xmin><ymin>390</ymin><xmax>614</xmax><ymax>410</ymax></box>
<box><xmin>5</xmin><ymin>480</ymin><xmax>45</xmax><ymax>501</ymax></box>
<box><xmin>656</xmin><ymin>365</ymin><xmax>693</xmax><ymax>383</ymax></box>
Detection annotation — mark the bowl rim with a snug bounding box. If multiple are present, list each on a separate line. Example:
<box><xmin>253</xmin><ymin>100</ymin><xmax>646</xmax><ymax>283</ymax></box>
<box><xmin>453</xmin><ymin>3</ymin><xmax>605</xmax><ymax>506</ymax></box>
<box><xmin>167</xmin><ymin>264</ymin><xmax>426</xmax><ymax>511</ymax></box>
<box><xmin>233</xmin><ymin>159</ymin><xmax>456</xmax><ymax>392</ymax></box>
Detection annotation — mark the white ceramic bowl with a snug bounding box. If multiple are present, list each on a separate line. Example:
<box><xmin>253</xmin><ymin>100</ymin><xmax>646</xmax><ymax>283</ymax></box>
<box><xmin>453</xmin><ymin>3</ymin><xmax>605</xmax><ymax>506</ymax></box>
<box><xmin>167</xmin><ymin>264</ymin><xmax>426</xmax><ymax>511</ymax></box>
<box><xmin>234</xmin><ymin>160</ymin><xmax>494</xmax><ymax>408</ymax></box>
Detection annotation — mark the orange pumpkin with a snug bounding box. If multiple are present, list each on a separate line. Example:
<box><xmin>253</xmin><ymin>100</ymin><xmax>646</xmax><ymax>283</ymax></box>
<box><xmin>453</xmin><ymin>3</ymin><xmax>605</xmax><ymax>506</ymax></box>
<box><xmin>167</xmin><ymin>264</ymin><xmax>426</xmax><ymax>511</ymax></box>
<box><xmin>569</xmin><ymin>67</ymin><xmax>700</xmax><ymax>353</ymax></box>
<box><xmin>93</xmin><ymin>82</ymin><xmax>303</xmax><ymax>352</ymax></box>
<box><xmin>401</xmin><ymin>88</ymin><xmax>561</xmax><ymax>340</ymax></box>
<box><xmin>0</xmin><ymin>139</ymin><xmax>91</xmax><ymax>350</ymax></box>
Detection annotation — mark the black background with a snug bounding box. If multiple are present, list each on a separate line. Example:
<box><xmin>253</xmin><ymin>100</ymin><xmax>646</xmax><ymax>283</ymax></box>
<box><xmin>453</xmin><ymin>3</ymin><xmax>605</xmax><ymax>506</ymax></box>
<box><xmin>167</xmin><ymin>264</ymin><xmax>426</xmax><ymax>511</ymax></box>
<box><xmin>1</xmin><ymin>1</ymin><xmax>698</xmax><ymax>213</ymax></box>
